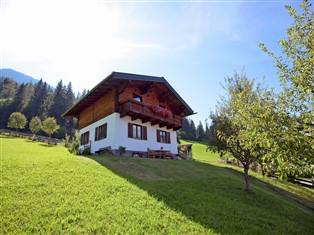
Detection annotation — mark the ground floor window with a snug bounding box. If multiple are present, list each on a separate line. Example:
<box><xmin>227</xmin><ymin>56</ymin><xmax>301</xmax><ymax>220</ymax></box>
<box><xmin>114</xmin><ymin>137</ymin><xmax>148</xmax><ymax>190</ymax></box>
<box><xmin>128</xmin><ymin>123</ymin><xmax>147</xmax><ymax>140</ymax></box>
<box><xmin>157</xmin><ymin>130</ymin><xmax>171</xmax><ymax>144</ymax></box>
<box><xmin>80</xmin><ymin>131</ymin><xmax>90</xmax><ymax>145</ymax></box>
<box><xmin>95</xmin><ymin>123</ymin><xmax>107</xmax><ymax>141</ymax></box>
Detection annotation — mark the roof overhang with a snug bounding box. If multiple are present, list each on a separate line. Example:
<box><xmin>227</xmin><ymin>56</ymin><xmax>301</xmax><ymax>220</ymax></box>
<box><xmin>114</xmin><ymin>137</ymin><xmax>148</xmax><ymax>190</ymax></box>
<box><xmin>63</xmin><ymin>71</ymin><xmax>195</xmax><ymax>118</ymax></box>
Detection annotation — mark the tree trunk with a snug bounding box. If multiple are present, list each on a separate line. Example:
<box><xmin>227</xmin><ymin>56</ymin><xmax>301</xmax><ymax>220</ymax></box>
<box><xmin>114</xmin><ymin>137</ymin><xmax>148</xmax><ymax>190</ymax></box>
<box><xmin>244</xmin><ymin>166</ymin><xmax>250</xmax><ymax>191</ymax></box>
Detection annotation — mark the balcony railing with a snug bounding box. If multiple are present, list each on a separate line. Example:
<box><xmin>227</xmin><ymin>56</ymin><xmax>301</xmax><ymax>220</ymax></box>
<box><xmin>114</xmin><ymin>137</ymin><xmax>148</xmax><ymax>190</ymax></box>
<box><xmin>119</xmin><ymin>99</ymin><xmax>182</xmax><ymax>130</ymax></box>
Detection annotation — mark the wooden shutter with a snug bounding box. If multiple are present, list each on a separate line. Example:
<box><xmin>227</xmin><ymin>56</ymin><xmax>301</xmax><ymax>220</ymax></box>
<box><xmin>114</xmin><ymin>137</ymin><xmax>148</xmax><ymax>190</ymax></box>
<box><xmin>80</xmin><ymin>134</ymin><xmax>83</xmax><ymax>145</ymax></box>
<box><xmin>166</xmin><ymin>132</ymin><xmax>171</xmax><ymax>144</ymax></box>
<box><xmin>128</xmin><ymin>123</ymin><xmax>133</xmax><ymax>138</ymax></box>
<box><xmin>86</xmin><ymin>131</ymin><xmax>90</xmax><ymax>144</ymax></box>
<box><xmin>104</xmin><ymin>123</ymin><xmax>107</xmax><ymax>139</ymax></box>
<box><xmin>156</xmin><ymin>130</ymin><xmax>161</xmax><ymax>143</ymax></box>
<box><xmin>95</xmin><ymin>127</ymin><xmax>99</xmax><ymax>141</ymax></box>
<box><xmin>142</xmin><ymin>126</ymin><xmax>147</xmax><ymax>140</ymax></box>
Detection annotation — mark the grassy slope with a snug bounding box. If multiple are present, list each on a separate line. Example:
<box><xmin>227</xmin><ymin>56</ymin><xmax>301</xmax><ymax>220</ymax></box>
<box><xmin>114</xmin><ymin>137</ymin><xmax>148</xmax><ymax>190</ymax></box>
<box><xmin>1</xmin><ymin>136</ymin><xmax>314</xmax><ymax>234</ymax></box>
<box><xmin>181</xmin><ymin>139</ymin><xmax>314</xmax><ymax>204</ymax></box>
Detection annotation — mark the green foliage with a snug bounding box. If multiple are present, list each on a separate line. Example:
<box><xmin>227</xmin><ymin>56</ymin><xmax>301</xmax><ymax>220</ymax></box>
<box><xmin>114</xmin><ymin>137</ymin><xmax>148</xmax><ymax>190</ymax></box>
<box><xmin>259</xmin><ymin>0</ymin><xmax>313</xmax><ymax>103</ymax></box>
<box><xmin>29</xmin><ymin>116</ymin><xmax>42</xmax><ymax>136</ymax></box>
<box><xmin>179</xmin><ymin>118</ymin><xmax>206</xmax><ymax>141</ymax></box>
<box><xmin>2</xmin><ymin>136</ymin><xmax>313</xmax><ymax>234</ymax></box>
<box><xmin>0</xmin><ymin>77</ymin><xmax>17</xmax><ymax>99</ymax></box>
<box><xmin>0</xmin><ymin>77</ymin><xmax>77</xmax><ymax>139</ymax></box>
<box><xmin>25</xmin><ymin>79</ymin><xmax>51</xmax><ymax>120</ymax></box>
<box><xmin>41</xmin><ymin>117</ymin><xmax>60</xmax><ymax>138</ymax></box>
<box><xmin>209</xmin><ymin>0</ymin><xmax>314</xmax><ymax>184</ymax></box>
<box><xmin>207</xmin><ymin>72</ymin><xmax>266</xmax><ymax>190</ymax></box>
<box><xmin>7</xmin><ymin>112</ymin><xmax>27</xmax><ymax>131</ymax></box>
<box><xmin>257</xmin><ymin>0</ymin><xmax>314</xmax><ymax>179</ymax></box>
<box><xmin>65</xmin><ymin>131</ymin><xmax>80</xmax><ymax>155</ymax></box>
<box><xmin>118</xmin><ymin>145</ymin><xmax>126</xmax><ymax>156</ymax></box>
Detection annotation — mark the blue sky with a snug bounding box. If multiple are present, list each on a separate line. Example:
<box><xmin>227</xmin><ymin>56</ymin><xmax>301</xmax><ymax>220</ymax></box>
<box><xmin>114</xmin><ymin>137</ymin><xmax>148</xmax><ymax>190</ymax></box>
<box><xmin>1</xmin><ymin>0</ymin><xmax>302</xmax><ymax>124</ymax></box>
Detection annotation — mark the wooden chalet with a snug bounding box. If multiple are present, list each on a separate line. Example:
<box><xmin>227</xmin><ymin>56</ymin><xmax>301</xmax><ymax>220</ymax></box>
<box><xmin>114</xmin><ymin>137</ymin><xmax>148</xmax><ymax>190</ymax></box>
<box><xmin>63</xmin><ymin>72</ymin><xmax>194</xmax><ymax>156</ymax></box>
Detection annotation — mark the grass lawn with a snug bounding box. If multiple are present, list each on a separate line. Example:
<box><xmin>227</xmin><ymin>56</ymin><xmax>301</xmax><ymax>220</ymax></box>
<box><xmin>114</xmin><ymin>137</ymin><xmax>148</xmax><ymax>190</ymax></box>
<box><xmin>1</xmin><ymin>135</ymin><xmax>314</xmax><ymax>234</ymax></box>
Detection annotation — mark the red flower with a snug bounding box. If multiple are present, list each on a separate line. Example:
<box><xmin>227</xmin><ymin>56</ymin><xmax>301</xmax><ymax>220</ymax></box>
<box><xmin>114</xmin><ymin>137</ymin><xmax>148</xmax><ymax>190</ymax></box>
<box><xmin>150</xmin><ymin>105</ymin><xmax>173</xmax><ymax>117</ymax></box>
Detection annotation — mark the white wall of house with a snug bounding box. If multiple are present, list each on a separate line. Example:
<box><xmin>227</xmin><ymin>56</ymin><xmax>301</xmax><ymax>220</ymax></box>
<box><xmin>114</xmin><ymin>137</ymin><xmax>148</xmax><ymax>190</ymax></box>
<box><xmin>79</xmin><ymin>113</ymin><xmax>178</xmax><ymax>155</ymax></box>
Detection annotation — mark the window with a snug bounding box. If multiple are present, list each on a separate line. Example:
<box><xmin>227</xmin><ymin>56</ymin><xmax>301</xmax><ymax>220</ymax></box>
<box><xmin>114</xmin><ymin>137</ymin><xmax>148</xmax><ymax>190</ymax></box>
<box><xmin>128</xmin><ymin>123</ymin><xmax>147</xmax><ymax>140</ymax></box>
<box><xmin>95</xmin><ymin>123</ymin><xmax>107</xmax><ymax>141</ymax></box>
<box><xmin>133</xmin><ymin>94</ymin><xmax>142</xmax><ymax>102</ymax></box>
<box><xmin>133</xmin><ymin>124</ymin><xmax>142</xmax><ymax>139</ymax></box>
<box><xmin>157</xmin><ymin>130</ymin><xmax>171</xmax><ymax>144</ymax></box>
<box><xmin>80</xmin><ymin>131</ymin><xmax>90</xmax><ymax>145</ymax></box>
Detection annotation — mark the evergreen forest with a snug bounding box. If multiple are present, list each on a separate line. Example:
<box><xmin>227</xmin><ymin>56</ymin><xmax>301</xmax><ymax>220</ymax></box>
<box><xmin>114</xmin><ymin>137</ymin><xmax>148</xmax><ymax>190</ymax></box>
<box><xmin>0</xmin><ymin>77</ymin><xmax>89</xmax><ymax>138</ymax></box>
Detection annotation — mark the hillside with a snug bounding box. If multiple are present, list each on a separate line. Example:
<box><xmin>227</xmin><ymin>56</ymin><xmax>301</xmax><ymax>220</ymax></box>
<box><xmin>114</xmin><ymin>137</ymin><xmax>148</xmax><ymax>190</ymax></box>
<box><xmin>1</xmin><ymin>135</ymin><xmax>314</xmax><ymax>234</ymax></box>
<box><xmin>0</xmin><ymin>68</ymin><xmax>39</xmax><ymax>84</ymax></box>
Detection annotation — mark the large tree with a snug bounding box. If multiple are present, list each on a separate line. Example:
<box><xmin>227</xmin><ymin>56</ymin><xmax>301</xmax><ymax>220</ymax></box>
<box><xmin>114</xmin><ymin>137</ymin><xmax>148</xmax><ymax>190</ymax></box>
<box><xmin>7</xmin><ymin>112</ymin><xmax>27</xmax><ymax>132</ymax></box>
<box><xmin>208</xmin><ymin>73</ymin><xmax>267</xmax><ymax>191</ymax></box>
<box><xmin>42</xmin><ymin>117</ymin><xmax>60</xmax><ymax>138</ymax></box>
<box><xmin>29</xmin><ymin>116</ymin><xmax>42</xmax><ymax>137</ymax></box>
<box><xmin>257</xmin><ymin>0</ymin><xmax>314</xmax><ymax>179</ymax></box>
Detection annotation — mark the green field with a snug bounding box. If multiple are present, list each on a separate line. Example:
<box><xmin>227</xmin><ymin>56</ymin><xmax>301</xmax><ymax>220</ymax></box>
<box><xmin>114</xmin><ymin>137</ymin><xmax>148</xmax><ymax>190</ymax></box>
<box><xmin>1</xmin><ymin>135</ymin><xmax>314</xmax><ymax>234</ymax></box>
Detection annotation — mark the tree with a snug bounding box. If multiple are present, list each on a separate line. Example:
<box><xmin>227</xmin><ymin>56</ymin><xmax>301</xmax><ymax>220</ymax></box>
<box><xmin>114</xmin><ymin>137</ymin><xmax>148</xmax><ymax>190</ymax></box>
<box><xmin>196</xmin><ymin>121</ymin><xmax>205</xmax><ymax>141</ymax></box>
<box><xmin>9</xmin><ymin>82</ymin><xmax>34</xmax><ymax>114</ymax></box>
<box><xmin>257</xmin><ymin>0</ymin><xmax>314</xmax><ymax>179</ymax></box>
<box><xmin>7</xmin><ymin>112</ymin><xmax>27</xmax><ymax>132</ymax></box>
<box><xmin>49</xmin><ymin>80</ymin><xmax>76</xmax><ymax>138</ymax></box>
<box><xmin>29</xmin><ymin>116</ymin><xmax>42</xmax><ymax>137</ymax></box>
<box><xmin>179</xmin><ymin>118</ymin><xmax>192</xmax><ymax>140</ymax></box>
<box><xmin>204</xmin><ymin>119</ymin><xmax>211</xmax><ymax>141</ymax></box>
<box><xmin>208</xmin><ymin>72</ymin><xmax>266</xmax><ymax>191</ymax></box>
<box><xmin>25</xmin><ymin>79</ymin><xmax>51</xmax><ymax>120</ymax></box>
<box><xmin>189</xmin><ymin>120</ymin><xmax>197</xmax><ymax>141</ymax></box>
<box><xmin>42</xmin><ymin>117</ymin><xmax>60</xmax><ymax>138</ymax></box>
<box><xmin>0</xmin><ymin>77</ymin><xmax>17</xmax><ymax>99</ymax></box>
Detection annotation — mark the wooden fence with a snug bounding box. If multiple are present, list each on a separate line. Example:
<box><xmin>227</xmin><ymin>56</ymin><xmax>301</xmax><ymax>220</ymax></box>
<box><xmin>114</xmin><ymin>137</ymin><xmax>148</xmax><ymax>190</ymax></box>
<box><xmin>0</xmin><ymin>129</ymin><xmax>63</xmax><ymax>145</ymax></box>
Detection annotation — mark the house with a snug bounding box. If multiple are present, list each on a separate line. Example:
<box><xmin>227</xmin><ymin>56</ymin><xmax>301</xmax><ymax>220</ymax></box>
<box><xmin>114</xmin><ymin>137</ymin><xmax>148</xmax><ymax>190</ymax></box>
<box><xmin>63</xmin><ymin>72</ymin><xmax>194</xmax><ymax>156</ymax></box>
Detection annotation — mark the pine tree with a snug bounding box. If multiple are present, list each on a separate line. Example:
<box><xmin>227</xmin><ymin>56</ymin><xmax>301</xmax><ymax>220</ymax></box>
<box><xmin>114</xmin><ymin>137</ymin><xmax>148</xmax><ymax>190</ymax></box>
<box><xmin>189</xmin><ymin>120</ymin><xmax>197</xmax><ymax>141</ymax></box>
<box><xmin>196</xmin><ymin>121</ymin><xmax>205</xmax><ymax>141</ymax></box>
<box><xmin>25</xmin><ymin>79</ymin><xmax>50</xmax><ymax>120</ymax></box>
<box><xmin>10</xmin><ymin>82</ymin><xmax>34</xmax><ymax>114</ymax></box>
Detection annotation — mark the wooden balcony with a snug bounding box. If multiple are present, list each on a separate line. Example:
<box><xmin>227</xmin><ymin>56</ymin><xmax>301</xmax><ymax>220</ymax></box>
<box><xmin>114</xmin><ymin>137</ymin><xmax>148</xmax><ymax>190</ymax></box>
<box><xmin>119</xmin><ymin>99</ymin><xmax>182</xmax><ymax>130</ymax></box>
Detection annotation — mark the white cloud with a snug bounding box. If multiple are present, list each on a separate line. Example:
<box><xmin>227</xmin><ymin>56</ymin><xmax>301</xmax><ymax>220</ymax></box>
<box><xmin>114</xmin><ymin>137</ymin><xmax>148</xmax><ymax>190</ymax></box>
<box><xmin>1</xmin><ymin>0</ymin><xmax>166</xmax><ymax>91</ymax></box>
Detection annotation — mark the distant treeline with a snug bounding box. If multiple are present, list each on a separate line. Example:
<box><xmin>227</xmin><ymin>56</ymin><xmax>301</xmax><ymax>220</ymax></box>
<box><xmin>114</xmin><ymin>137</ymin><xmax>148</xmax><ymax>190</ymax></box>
<box><xmin>178</xmin><ymin>118</ymin><xmax>210</xmax><ymax>142</ymax></box>
<box><xmin>0</xmin><ymin>77</ymin><xmax>89</xmax><ymax>139</ymax></box>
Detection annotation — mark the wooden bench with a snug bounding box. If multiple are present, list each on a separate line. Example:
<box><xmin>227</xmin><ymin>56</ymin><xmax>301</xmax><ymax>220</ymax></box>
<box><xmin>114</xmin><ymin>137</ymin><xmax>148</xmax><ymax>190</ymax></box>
<box><xmin>147</xmin><ymin>148</ymin><xmax>156</xmax><ymax>158</ymax></box>
<box><xmin>147</xmin><ymin>148</ymin><xmax>172</xmax><ymax>158</ymax></box>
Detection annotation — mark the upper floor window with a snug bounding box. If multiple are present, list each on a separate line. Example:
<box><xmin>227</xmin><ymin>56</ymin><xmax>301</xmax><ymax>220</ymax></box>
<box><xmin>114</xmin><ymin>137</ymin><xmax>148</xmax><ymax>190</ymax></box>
<box><xmin>95</xmin><ymin>123</ymin><xmax>107</xmax><ymax>141</ymax></box>
<box><xmin>128</xmin><ymin>123</ymin><xmax>147</xmax><ymax>140</ymax></box>
<box><xmin>133</xmin><ymin>94</ymin><xmax>142</xmax><ymax>102</ymax></box>
<box><xmin>157</xmin><ymin>130</ymin><xmax>171</xmax><ymax>144</ymax></box>
<box><xmin>80</xmin><ymin>131</ymin><xmax>90</xmax><ymax>145</ymax></box>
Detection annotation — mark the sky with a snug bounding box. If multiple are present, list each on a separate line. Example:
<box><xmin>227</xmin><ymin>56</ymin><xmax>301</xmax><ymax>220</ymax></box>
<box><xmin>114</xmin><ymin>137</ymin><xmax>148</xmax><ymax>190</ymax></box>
<box><xmin>1</xmin><ymin>0</ymin><xmax>304</xmax><ymax>124</ymax></box>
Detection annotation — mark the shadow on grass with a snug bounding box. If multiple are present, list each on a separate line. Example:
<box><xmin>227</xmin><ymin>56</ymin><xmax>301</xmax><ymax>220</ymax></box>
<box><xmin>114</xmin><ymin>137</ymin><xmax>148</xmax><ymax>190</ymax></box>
<box><xmin>0</xmin><ymin>134</ymin><xmax>16</xmax><ymax>139</ymax></box>
<box><xmin>89</xmin><ymin>156</ymin><xmax>314</xmax><ymax>234</ymax></box>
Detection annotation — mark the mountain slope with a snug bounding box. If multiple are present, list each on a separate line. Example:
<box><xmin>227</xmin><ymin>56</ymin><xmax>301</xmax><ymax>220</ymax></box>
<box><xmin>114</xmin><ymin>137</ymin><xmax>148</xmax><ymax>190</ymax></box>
<box><xmin>0</xmin><ymin>68</ymin><xmax>39</xmax><ymax>84</ymax></box>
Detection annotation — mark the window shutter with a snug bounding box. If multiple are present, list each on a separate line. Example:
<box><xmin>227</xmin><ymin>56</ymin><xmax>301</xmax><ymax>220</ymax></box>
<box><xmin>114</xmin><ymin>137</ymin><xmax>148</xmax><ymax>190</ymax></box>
<box><xmin>128</xmin><ymin>123</ymin><xmax>133</xmax><ymax>138</ymax></box>
<box><xmin>95</xmin><ymin>127</ymin><xmax>98</xmax><ymax>141</ymax></box>
<box><xmin>86</xmin><ymin>132</ymin><xmax>90</xmax><ymax>144</ymax></box>
<box><xmin>80</xmin><ymin>134</ymin><xmax>83</xmax><ymax>145</ymax></box>
<box><xmin>104</xmin><ymin>123</ymin><xmax>107</xmax><ymax>139</ymax></box>
<box><xmin>166</xmin><ymin>132</ymin><xmax>171</xmax><ymax>144</ymax></box>
<box><xmin>157</xmin><ymin>130</ymin><xmax>161</xmax><ymax>142</ymax></box>
<box><xmin>143</xmin><ymin>126</ymin><xmax>147</xmax><ymax>140</ymax></box>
